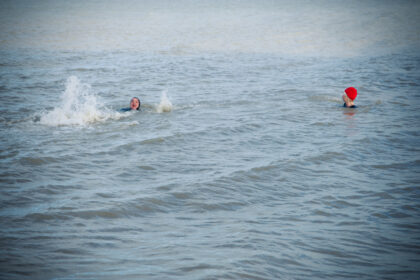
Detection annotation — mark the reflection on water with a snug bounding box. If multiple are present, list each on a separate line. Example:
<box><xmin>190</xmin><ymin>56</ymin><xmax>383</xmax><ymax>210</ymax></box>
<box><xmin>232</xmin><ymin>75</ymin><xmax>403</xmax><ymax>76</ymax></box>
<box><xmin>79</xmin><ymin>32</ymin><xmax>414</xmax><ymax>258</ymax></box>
<box><xmin>343</xmin><ymin>111</ymin><xmax>356</xmax><ymax>117</ymax></box>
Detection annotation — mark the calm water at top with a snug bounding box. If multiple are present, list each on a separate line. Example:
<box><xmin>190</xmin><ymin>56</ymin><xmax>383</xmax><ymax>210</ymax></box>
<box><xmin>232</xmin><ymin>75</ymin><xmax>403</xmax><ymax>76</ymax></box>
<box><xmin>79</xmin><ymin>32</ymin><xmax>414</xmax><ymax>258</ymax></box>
<box><xmin>0</xmin><ymin>1</ymin><xmax>420</xmax><ymax>279</ymax></box>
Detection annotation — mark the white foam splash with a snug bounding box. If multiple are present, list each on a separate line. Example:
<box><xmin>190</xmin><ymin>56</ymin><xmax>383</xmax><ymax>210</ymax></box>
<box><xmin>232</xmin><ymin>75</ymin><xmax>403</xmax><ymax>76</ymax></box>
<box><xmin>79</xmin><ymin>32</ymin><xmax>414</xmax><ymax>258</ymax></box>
<box><xmin>156</xmin><ymin>91</ymin><xmax>172</xmax><ymax>113</ymax></box>
<box><xmin>40</xmin><ymin>76</ymin><xmax>120</xmax><ymax>126</ymax></box>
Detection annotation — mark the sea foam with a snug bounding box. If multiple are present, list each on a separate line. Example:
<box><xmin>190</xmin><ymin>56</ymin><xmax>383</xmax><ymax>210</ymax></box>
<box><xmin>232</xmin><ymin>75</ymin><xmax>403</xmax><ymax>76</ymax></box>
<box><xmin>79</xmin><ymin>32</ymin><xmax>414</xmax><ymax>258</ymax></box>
<box><xmin>156</xmin><ymin>91</ymin><xmax>172</xmax><ymax>113</ymax></box>
<box><xmin>40</xmin><ymin>76</ymin><xmax>119</xmax><ymax>126</ymax></box>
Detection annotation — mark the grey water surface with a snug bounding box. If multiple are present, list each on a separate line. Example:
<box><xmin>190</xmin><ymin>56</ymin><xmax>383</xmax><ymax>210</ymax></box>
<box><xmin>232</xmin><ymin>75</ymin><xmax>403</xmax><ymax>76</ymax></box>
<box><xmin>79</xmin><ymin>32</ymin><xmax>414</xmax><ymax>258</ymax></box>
<box><xmin>1</xmin><ymin>1</ymin><xmax>420</xmax><ymax>279</ymax></box>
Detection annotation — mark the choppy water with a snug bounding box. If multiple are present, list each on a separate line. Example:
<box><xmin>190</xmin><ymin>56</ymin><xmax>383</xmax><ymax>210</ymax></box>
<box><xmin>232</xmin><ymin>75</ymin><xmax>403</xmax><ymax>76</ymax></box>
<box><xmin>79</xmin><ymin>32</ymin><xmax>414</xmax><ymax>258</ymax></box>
<box><xmin>1</xmin><ymin>1</ymin><xmax>420</xmax><ymax>279</ymax></box>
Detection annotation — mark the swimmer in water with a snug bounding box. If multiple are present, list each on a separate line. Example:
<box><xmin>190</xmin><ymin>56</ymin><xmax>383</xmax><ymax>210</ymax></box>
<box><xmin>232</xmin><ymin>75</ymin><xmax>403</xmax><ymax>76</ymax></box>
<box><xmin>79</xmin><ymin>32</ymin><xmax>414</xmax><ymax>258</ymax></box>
<box><xmin>120</xmin><ymin>97</ymin><xmax>141</xmax><ymax>112</ymax></box>
<box><xmin>342</xmin><ymin>87</ymin><xmax>357</xmax><ymax>108</ymax></box>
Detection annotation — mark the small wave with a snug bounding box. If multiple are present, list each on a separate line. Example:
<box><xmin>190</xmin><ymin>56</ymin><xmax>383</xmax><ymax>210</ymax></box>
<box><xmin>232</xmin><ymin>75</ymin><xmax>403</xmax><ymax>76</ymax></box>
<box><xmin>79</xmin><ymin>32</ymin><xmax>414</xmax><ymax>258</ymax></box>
<box><xmin>309</xmin><ymin>95</ymin><xmax>342</xmax><ymax>104</ymax></box>
<box><xmin>125</xmin><ymin>121</ymin><xmax>139</xmax><ymax>126</ymax></box>
<box><xmin>18</xmin><ymin>156</ymin><xmax>61</xmax><ymax>166</ymax></box>
<box><xmin>137</xmin><ymin>165</ymin><xmax>156</xmax><ymax>171</ymax></box>
<box><xmin>140</xmin><ymin>137</ymin><xmax>165</xmax><ymax>145</ymax></box>
<box><xmin>156</xmin><ymin>90</ymin><xmax>173</xmax><ymax>113</ymax></box>
<box><xmin>40</xmin><ymin>76</ymin><xmax>123</xmax><ymax>126</ymax></box>
<box><xmin>311</xmin><ymin>121</ymin><xmax>336</xmax><ymax>127</ymax></box>
<box><xmin>371</xmin><ymin>160</ymin><xmax>420</xmax><ymax>170</ymax></box>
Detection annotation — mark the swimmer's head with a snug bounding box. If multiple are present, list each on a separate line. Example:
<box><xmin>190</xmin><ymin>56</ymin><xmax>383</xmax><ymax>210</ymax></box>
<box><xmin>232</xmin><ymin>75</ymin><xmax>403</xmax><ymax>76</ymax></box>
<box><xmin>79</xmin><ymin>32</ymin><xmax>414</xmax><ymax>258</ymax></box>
<box><xmin>130</xmin><ymin>97</ymin><xmax>141</xmax><ymax>110</ymax></box>
<box><xmin>345</xmin><ymin>87</ymin><xmax>357</xmax><ymax>100</ymax></box>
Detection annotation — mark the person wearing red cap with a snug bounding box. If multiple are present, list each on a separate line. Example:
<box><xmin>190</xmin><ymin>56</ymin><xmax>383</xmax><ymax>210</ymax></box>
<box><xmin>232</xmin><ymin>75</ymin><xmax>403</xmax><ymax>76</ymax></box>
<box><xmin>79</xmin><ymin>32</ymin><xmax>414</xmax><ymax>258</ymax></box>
<box><xmin>342</xmin><ymin>87</ymin><xmax>357</xmax><ymax>108</ymax></box>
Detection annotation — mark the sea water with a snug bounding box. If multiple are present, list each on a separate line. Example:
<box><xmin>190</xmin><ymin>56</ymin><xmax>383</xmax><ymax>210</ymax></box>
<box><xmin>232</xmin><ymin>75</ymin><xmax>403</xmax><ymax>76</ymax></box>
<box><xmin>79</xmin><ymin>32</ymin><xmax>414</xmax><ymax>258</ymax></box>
<box><xmin>0</xmin><ymin>1</ymin><xmax>420</xmax><ymax>279</ymax></box>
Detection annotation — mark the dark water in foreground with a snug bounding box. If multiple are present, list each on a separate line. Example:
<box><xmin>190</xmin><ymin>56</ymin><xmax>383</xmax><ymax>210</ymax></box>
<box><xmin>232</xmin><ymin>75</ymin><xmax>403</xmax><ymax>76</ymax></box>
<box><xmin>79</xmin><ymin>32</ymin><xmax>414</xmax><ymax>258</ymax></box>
<box><xmin>1</xmin><ymin>0</ymin><xmax>420</xmax><ymax>279</ymax></box>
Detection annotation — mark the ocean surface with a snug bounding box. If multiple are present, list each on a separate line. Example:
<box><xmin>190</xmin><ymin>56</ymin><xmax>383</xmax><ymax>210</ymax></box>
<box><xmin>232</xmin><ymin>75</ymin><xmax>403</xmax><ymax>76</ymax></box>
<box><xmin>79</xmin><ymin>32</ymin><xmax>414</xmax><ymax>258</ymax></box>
<box><xmin>1</xmin><ymin>1</ymin><xmax>420</xmax><ymax>279</ymax></box>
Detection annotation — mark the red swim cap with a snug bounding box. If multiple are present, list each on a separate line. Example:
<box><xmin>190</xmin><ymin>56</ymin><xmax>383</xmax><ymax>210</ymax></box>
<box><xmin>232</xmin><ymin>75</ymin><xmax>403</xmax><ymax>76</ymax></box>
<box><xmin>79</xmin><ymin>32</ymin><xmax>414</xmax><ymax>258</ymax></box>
<box><xmin>345</xmin><ymin>87</ymin><xmax>357</xmax><ymax>100</ymax></box>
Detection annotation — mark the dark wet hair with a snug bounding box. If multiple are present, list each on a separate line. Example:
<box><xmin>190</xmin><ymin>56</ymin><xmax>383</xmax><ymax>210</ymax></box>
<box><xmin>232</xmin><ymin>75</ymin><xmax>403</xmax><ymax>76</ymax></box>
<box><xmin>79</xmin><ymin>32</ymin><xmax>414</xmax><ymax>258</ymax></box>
<box><xmin>131</xmin><ymin>97</ymin><xmax>141</xmax><ymax>110</ymax></box>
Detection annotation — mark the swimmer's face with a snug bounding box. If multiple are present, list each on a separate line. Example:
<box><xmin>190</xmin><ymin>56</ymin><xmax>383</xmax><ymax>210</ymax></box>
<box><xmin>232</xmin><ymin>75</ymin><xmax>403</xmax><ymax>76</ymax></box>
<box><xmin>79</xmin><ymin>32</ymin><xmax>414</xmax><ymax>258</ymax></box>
<box><xmin>342</xmin><ymin>94</ymin><xmax>350</xmax><ymax>103</ymax></box>
<box><xmin>130</xmin><ymin>98</ymin><xmax>140</xmax><ymax>110</ymax></box>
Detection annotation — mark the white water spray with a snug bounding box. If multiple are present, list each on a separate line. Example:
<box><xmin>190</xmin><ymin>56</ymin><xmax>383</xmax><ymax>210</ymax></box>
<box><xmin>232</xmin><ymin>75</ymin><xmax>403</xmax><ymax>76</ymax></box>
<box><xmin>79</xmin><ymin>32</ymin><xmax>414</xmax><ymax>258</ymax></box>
<box><xmin>156</xmin><ymin>90</ymin><xmax>173</xmax><ymax>113</ymax></box>
<box><xmin>40</xmin><ymin>76</ymin><xmax>119</xmax><ymax>126</ymax></box>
